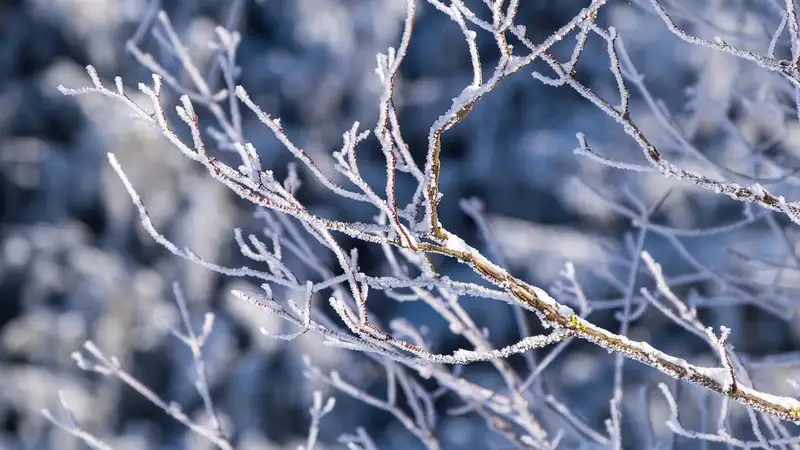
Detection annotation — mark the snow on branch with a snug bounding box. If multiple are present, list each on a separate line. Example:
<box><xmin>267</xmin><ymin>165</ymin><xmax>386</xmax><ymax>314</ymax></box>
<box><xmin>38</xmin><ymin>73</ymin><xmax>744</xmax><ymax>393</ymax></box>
<box><xmin>52</xmin><ymin>0</ymin><xmax>800</xmax><ymax>448</ymax></box>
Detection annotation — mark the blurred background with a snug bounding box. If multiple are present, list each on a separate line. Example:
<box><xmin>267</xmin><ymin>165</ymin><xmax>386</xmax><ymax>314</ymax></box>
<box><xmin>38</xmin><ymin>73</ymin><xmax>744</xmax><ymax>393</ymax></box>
<box><xmin>2</xmin><ymin>0</ymin><xmax>800</xmax><ymax>448</ymax></box>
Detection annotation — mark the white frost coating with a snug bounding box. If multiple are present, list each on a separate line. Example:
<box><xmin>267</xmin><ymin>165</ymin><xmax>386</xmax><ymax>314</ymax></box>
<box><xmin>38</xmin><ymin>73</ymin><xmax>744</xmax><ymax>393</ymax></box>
<box><xmin>557</xmin><ymin>303</ymin><xmax>575</xmax><ymax>317</ymax></box>
<box><xmin>429</xmin><ymin>84</ymin><xmax>488</xmax><ymax>138</ymax></box>
<box><xmin>448</xmin><ymin>322</ymin><xmax>464</xmax><ymax>334</ymax></box>
<box><xmin>530</xmin><ymin>285</ymin><xmax>559</xmax><ymax>309</ymax></box>
<box><xmin>613</xmin><ymin>335</ymin><xmax>749</xmax><ymax>395</ymax></box>
<box><xmin>694</xmin><ymin>366</ymin><xmax>731</xmax><ymax>390</ymax></box>
<box><xmin>738</xmin><ymin>384</ymin><xmax>800</xmax><ymax>410</ymax></box>
<box><xmin>632</xmin><ymin>340</ymin><xmax>659</xmax><ymax>358</ymax></box>
<box><xmin>444</xmin><ymin>232</ymin><xmax>471</xmax><ymax>253</ymax></box>
<box><xmin>626</xmin><ymin>339</ymin><xmax>692</xmax><ymax>372</ymax></box>
<box><xmin>749</xmin><ymin>183</ymin><xmax>766</xmax><ymax>198</ymax></box>
<box><xmin>451</xmin><ymin>85</ymin><xmax>481</xmax><ymax>111</ymax></box>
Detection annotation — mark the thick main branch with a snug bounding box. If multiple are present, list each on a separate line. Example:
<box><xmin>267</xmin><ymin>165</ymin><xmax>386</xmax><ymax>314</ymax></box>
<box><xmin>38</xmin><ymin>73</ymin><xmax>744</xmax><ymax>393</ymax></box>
<box><xmin>420</xmin><ymin>233</ymin><xmax>800</xmax><ymax>423</ymax></box>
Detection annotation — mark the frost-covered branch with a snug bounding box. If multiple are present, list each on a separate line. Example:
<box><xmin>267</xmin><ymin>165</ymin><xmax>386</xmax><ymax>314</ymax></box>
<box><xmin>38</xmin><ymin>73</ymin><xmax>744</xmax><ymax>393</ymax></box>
<box><xmin>51</xmin><ymin>0</ymin><xmax>800</xmax><ymax>448</ymax></box>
